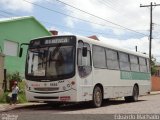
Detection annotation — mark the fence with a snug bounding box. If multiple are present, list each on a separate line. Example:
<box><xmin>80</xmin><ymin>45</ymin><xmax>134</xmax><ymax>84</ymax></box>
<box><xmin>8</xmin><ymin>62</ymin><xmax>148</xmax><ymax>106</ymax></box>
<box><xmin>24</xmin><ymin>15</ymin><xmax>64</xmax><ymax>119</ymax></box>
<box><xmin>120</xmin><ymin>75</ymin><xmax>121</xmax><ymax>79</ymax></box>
<box><xmin>152</xmin><ymin>76</ymin><xmax>160</xmax><ymax>91</ymax></box>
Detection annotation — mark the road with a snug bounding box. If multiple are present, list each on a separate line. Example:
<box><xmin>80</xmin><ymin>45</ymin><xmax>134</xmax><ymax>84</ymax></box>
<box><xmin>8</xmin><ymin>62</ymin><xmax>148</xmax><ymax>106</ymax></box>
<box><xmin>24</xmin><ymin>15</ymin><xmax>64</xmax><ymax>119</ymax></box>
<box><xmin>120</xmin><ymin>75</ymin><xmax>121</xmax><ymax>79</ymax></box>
<box><xmin>1</xmin><ymin>94</ymin><xmax>160</xmax><ymax>120</ymax></box>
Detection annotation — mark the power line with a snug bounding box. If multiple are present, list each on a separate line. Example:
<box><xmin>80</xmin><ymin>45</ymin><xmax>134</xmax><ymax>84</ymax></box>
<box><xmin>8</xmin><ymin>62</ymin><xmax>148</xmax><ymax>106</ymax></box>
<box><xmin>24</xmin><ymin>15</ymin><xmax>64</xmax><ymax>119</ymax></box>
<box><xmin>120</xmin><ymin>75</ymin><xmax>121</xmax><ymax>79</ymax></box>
<box><xmin>23</xmin><ymin>0</ymin><xmax>147</xmax><ymax>36</ymax></box>
<box><xmin>140</xmin><ymin>2</ymin><xmax>160</xmax><ymax>68</ymax></box>
<box><xmin>98</xmin><ymin>0</ymin><xmax>119</xmax><ymax>14</ymax></box>
<box><xmin>154</xmin><ymin>23</ymin><xmax>160</xmax><ymax>27</ymax></box>
<box><xmin>0</xmin><ymin>10</ymin><xmax>19</xmax><ymax>16</ymax></box>
<box><xmin>41</xmin><ymin>20</ymin><xmax>121</xmax><ymax>37</ymax></box>
<box><xmin>0</xmin><ymin>13</ymin><xmax>8</xmax><ymax>17</ymax></box>
<box><xmin>23</xmin><ymin>0</ymin><xmax>120</xmax><ymax>30</ymax></box>
<box><xmin>54</xmin><ymin>0</ymin><xmax>147</xmax><ymax>36</ymax></box>
<box><xmin>0</xmin><ymin>9</ymin><xmax>121</xmax><ymax>37</ymax></box>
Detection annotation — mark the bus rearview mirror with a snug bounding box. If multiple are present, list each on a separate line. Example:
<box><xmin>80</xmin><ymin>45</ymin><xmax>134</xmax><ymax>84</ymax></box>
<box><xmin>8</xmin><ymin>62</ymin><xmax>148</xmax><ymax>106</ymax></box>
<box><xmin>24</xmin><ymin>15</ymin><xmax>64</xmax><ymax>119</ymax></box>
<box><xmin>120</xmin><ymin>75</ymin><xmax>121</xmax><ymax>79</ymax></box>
<box><xmin>82</xmin><ymin>46</ymin><xmax>87</xmax><ymax>57</ymax></box>
<box><xmin>19</xmin><ymin>47</ymin><xmax>23</xmax><ymax>57</ymax></box>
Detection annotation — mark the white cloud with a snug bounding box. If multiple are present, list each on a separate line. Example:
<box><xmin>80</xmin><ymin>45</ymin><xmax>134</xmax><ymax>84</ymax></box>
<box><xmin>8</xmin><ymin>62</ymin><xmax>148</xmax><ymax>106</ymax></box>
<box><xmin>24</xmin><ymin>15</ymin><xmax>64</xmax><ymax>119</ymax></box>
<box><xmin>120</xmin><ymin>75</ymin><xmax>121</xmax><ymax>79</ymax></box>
<box><xmin>55</xmin><ymin>0</ymin><xmax>160</xmax><ymax>61</ymax></box>
<box><xmin>0</xmin><ymin>0</ymin><xmax>39</xmax><ymax>12</ymax></box>
<box><xmin>49</xmin><ymin>26</ymin><xmax>74</xmax><ymax>35</ymax></box>
<box><xmin>98</xmin><ymin>35</ymin><xmax>160</xmax><ymax>62</ymax></box>
<box><xmin>61</xmin><ymin>0</ymin><xmax>160</xmax><ymax>36</ymax></box>
<box><xmin>65</xmin><ymin>17</ymin><xmax>75</xmax><ymax>28</ymax></box>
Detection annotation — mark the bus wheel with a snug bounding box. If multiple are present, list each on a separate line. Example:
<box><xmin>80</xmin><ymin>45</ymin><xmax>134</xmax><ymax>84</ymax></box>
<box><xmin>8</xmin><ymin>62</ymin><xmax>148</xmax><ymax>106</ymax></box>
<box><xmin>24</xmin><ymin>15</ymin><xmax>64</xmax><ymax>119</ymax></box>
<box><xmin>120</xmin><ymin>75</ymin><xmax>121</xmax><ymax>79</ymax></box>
<box><xmin>125</xmin><ymin>85</ymin><xmax>139</xmax><ymax>102</ymax></box>
<box><xmin>92</xmin><ymin>86</ymin><xmax>103</xmax><ymax>107</ymax></box>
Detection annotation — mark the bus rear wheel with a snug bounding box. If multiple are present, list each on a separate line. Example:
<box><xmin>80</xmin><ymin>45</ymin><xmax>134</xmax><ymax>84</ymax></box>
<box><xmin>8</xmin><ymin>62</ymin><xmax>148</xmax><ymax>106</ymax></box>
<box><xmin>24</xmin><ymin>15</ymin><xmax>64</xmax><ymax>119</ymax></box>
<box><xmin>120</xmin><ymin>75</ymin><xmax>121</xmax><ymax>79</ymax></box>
<box><xmin>92</xmin><ymin>86</ymin><xmax>103</xmax><ymax>107</ymax></box>
<box><xmin>125</xmin><ymin>85</ymin><xmax>139</xmax><ymax>102</ymax></box>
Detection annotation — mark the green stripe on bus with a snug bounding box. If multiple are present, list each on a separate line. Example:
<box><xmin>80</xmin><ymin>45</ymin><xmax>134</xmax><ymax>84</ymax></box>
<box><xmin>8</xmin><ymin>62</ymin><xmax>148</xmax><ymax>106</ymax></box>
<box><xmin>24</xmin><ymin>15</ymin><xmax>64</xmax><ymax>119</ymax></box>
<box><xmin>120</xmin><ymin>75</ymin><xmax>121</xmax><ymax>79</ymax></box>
<box><xmin>121</xmin><ymin>71</ymin><xmax>150</xmax><ymax>80</ymax></box>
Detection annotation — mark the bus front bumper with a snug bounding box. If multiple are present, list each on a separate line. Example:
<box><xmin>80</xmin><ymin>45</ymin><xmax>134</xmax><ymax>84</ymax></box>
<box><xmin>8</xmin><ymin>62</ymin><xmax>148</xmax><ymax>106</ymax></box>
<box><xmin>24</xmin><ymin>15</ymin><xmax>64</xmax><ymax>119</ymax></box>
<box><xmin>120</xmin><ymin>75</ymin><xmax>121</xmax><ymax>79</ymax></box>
<box><xmin>25</xmin><ymin>89</ymin><xmax>78</xmax><ymax>102</ymax></box>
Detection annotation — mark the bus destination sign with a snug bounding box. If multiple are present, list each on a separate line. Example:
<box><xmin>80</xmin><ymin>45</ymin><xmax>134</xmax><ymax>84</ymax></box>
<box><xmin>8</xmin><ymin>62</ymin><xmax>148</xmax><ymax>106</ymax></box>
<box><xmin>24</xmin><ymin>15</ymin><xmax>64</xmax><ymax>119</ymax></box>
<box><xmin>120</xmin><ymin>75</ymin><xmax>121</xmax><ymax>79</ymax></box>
<box><xmin>45</xmin><ymin>38</ymin><xmax>69</xmax><ymax>45</ymax></box>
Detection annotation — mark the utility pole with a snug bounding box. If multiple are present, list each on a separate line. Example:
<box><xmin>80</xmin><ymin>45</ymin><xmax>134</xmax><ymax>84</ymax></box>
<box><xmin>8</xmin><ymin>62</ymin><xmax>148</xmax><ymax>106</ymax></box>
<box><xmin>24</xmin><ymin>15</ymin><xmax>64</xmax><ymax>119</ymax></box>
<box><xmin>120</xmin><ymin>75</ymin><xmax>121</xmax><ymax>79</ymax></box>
<box><xmin>140</xmin><ymin>2</ymin><xmax>160</xmax><ymax>69</ymax></box>
<box><xmin>135</xmin><ymin>46</ymin><xmax>137</xmax><ymax>52</ymax></box>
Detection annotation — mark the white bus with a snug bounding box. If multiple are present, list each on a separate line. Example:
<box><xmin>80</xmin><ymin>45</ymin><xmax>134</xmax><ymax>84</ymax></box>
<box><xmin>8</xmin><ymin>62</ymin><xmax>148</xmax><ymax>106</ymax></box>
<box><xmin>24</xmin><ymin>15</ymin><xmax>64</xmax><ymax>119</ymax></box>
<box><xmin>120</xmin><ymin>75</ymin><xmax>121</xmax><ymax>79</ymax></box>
<box><xmin>20</xmin><ymin>35</ymin><xmax>151</xmax><ymax>107</ymax></box>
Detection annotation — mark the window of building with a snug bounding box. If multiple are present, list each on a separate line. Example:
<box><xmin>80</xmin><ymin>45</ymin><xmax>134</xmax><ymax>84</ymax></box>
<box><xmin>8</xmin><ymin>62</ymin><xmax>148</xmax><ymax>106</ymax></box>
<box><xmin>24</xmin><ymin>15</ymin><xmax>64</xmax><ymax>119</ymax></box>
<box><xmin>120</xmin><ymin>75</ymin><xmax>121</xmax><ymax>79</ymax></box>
<box><xmin>93</xmin><ymin>45</ymin><xmax>106</xmax><ymax>68</ymax></box>
<box><xmin>4</xmin><ymin>40</ymin><xmax>18</xmax><ymax>56</ymax></box>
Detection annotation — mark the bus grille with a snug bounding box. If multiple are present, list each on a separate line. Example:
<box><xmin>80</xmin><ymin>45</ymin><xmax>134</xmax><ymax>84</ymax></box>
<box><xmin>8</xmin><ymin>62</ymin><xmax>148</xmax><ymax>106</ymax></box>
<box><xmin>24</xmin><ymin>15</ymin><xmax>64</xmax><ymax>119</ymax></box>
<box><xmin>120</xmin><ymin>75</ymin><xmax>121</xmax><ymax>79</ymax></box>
<box><xmin>34</xmin><ymin>96</ymin><xmax>59</xmax><ymax>99</ymax></box>
<box><xmin>34</xmin><ymin>87</ymin><xmax>59</xmax><ymax>91</ymax></box>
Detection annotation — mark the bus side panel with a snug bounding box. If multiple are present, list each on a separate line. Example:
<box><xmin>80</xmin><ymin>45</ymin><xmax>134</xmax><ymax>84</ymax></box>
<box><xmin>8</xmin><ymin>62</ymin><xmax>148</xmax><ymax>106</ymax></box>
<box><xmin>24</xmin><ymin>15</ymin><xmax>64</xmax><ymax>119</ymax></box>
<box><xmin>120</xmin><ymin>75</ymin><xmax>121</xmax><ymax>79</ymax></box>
<box><xmin>93</xmin><ymin>68</ymin><xmax>151</xmax><ymax>99</ymax></box>
<box><xmin>76</xmin><ymin>69</ymin><xmax>93</xmax><ymax>102</ymax></box>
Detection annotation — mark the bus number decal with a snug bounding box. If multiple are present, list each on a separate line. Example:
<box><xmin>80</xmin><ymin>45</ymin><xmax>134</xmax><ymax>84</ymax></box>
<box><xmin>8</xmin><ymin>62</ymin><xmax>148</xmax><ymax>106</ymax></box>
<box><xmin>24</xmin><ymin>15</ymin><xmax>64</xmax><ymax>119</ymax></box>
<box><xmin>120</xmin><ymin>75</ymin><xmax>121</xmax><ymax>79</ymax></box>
<box><xmin>50</xmin><ymin>83</ymin><xmax>58</xmax><ymax>86</ymax></box>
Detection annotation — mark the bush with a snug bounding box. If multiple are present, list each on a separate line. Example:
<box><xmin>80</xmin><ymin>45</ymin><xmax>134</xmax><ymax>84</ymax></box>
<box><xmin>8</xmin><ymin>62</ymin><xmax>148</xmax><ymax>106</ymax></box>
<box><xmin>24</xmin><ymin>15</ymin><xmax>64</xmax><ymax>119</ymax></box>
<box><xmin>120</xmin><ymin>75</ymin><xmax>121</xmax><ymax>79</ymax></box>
<box><xmin>7</xmin><ymin>72</ymin><xmax>22</xmax><ymax>82</ymax></box>
<box><xmin>0</xmin><ymin>92</ymin><xmax>9</xmax><ymax>103</ymax></box>
<box><xmin>18</xmin><ymin>80</ymin><xmax>27</xmax><ymax>103</ymax></box>
<box><xmin>0</xmin><ymin>80</ymin><xmax>27</xmax><ymax>104</ymax></box>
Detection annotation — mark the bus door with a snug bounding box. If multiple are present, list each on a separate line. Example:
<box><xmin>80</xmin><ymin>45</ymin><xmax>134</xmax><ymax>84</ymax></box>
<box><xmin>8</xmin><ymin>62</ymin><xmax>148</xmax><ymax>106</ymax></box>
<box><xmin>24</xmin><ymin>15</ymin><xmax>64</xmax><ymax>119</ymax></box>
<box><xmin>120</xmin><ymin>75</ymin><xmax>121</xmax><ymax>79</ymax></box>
<box><xmin>77</xmin><ymin>40</ymin><xmax>93</xmax><ymax>101</ymax></box>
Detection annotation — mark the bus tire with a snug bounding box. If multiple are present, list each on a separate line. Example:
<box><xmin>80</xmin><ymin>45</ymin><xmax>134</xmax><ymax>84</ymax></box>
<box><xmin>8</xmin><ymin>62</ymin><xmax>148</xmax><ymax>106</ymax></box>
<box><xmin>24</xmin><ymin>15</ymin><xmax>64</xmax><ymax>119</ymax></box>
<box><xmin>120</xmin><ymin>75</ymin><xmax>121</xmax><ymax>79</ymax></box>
<box><xmin>92</xmin><ymin>86</ymin><xmax>103</xmax><ymax>107</ymax></box>
<box><xmin>125</xmin><ymin>85</ymin><xmax>139</xmax><ymax>102</ymax></box>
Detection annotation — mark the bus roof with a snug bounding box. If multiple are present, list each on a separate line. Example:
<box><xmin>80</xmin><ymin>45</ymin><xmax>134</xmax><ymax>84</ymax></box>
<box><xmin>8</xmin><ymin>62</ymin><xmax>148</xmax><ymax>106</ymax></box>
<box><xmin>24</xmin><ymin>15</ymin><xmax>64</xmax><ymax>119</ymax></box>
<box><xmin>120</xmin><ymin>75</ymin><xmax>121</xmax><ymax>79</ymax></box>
<box><xmin>76</xmin><ymin>35</ymin><xmax>149</xmax><ymax>58</ymax></box>
<box><xmin>30</xmin><ymin>35</ymin><xmax>149</xmax><ymax>58</ymax></box>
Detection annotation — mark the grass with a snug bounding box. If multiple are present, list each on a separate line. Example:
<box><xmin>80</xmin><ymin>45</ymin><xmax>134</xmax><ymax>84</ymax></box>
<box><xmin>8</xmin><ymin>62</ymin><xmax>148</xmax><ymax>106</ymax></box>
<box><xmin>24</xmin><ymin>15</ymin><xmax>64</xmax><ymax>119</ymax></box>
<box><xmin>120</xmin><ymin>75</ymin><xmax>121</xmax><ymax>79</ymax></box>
<box><xmin>0</xmin><ymin>80</ymin><xmax>27</xmax><ymax>104</ymax></box>
<box><xmin>0</xmin><ymin>92</ymin><xmax>9</xmax><ymax>103</ymax></box>
<box><xmin>18</xmin><ymin>80</ymin><xmax>27</xmax><ymax>103</ymax></box>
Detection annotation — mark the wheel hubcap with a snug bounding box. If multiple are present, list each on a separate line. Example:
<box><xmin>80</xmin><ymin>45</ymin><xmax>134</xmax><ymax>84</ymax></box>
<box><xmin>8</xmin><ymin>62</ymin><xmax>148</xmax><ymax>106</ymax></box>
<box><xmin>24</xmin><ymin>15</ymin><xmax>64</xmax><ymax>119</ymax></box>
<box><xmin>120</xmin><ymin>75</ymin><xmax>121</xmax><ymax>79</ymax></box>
<box><xmin>133</xmin><ymin>87</ymin><xmax>138</xmax><ymax>101</ymax></box>
<box><xmin>94</xmin><ymin>89</ymin><xmax>102</xmax><ymax>106</ymax></box>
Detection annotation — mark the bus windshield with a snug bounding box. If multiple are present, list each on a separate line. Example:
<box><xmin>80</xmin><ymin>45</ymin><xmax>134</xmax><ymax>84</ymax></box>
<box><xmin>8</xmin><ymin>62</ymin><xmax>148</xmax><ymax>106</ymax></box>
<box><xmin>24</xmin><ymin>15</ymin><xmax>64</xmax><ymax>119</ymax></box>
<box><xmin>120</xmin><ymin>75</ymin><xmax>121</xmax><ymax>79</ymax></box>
<box><xmin>26</xmin><ymin>44</ymin><xmax>75</xmax><ymax>80</ymax></box>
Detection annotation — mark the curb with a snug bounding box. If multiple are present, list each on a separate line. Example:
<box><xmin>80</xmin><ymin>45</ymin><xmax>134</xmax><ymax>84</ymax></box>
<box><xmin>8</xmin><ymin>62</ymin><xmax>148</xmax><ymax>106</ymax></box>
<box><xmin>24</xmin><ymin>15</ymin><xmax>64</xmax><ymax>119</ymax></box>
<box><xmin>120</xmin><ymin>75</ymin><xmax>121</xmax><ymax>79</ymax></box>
<box><xmin>149</xmin><ymin>91</ymin><xmax>160</xmax><ymax>95</ymax></box>
<box><xmin>0</xmin><ymin>103</ymin><xmax>43</xmax><ymax>112</ymax></box>
<box><xmin>0</xmin><ymin>105</ymin><xmax>17</xmax><ymax>112</ymax></box>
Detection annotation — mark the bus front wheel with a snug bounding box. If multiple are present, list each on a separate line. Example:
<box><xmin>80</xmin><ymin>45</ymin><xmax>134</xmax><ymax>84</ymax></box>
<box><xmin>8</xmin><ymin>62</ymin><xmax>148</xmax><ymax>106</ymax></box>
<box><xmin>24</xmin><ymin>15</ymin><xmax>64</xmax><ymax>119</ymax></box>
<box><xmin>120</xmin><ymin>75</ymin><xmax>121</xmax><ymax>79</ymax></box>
<box><xmin>92</xmin><ymin>86</ymin><xmax>103</xmax><ymax>107</ymax></box>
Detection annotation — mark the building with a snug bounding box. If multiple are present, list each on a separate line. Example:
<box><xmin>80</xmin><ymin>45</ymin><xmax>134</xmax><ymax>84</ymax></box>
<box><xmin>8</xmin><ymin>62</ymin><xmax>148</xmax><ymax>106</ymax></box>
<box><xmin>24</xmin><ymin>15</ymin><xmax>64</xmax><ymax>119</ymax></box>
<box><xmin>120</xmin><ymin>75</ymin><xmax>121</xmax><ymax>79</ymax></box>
<box><xmin>152</xmin><ymin>63</ymin><xmax>160</xmax><ymax>91</ymax></box>
<box><xmin>0</xmin><ymin>16</ymin><xmax>52</xmax><ymax>76</ymax></box>
<box><xmin>88</xmin><ymin>35</ymin><xmax>99</xmax><ymax>41</ymax></box>
<box><xmin>0</xmin><ymin>53</ymin><xmax>4</xmax><ymax>95</ymax></box>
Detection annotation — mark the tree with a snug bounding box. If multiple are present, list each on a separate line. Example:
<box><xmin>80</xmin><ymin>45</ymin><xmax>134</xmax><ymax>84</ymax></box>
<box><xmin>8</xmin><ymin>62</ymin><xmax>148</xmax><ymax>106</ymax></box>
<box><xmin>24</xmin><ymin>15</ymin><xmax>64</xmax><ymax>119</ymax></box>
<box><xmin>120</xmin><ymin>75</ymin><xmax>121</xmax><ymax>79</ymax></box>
<box><xmin>150</xmin><ymin>56</ymin><xmax>158</xmax><ymax>75</ymax></box>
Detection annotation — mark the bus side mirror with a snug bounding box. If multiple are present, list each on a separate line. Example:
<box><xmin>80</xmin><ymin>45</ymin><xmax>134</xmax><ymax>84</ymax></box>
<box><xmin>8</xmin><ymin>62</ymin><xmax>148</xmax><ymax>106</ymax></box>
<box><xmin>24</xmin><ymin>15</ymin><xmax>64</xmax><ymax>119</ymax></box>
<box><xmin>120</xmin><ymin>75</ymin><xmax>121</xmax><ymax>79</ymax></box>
<box><xmin>82</xmin><ymin>46</ymin><xmax>87</xmax><ymax>57</ymax></box>
<box><xmin>19</xmin><ymin>47</ymin><xmax>23</xmax><ymax>57</ymax></box>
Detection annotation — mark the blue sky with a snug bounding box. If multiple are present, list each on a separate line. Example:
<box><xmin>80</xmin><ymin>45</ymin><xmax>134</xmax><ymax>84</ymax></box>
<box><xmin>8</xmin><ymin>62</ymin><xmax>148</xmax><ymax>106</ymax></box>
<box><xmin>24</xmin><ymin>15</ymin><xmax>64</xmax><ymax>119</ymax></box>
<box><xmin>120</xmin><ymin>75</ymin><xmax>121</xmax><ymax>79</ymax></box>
<box><xmin>0</xmin><ymin>0</ymin><xmax>160</xmax><ymax>61</ymax></box>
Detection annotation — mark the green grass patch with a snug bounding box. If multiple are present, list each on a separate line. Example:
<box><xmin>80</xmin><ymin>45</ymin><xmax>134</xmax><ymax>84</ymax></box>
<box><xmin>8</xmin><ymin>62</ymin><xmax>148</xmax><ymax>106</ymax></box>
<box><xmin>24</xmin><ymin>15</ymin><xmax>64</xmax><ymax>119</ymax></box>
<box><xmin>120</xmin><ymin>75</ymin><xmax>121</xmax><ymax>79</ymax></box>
<box><xmin>17</xmin><ymin>80</ymin><xmax>27</xmax><ymax>103</ymax></box>
<box><xmin>0</xmin><ymin>80</ymin><xmax>27</xmax><ymax>104</ymax></box>
<box><xmin>0</xmin><ymin>92</ymin><xmax>9</xmax><ymax>103</ymax></box>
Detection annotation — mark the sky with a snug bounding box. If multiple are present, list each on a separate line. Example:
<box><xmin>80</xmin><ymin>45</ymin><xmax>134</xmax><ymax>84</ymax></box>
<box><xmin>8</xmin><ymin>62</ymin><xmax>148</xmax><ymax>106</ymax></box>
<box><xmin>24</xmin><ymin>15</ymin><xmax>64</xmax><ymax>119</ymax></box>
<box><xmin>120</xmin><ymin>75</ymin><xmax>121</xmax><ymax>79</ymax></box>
<box><xmin>0</xmin><ymin>0</ymin><xmax>160</xmax><ymax>62</ymax></box>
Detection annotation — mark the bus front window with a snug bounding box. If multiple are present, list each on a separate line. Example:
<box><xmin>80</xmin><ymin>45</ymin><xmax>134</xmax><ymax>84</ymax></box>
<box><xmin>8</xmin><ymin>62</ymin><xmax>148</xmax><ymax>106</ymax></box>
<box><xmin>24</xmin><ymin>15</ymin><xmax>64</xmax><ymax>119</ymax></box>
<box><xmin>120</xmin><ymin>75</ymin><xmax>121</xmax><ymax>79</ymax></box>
<box><xmin>27</xmin><ymin>48</ymin><xmax>48</xmax><ymax>76</ymax></box>
<box><xmin>47</xmin><ymin>46</ymin><xmax>74</xmax><ymax>77</ymax></box>
<box><xmin>27</xmin><ymin>45</ymin><xmax>75</xmax><ymax>80</ymax></box>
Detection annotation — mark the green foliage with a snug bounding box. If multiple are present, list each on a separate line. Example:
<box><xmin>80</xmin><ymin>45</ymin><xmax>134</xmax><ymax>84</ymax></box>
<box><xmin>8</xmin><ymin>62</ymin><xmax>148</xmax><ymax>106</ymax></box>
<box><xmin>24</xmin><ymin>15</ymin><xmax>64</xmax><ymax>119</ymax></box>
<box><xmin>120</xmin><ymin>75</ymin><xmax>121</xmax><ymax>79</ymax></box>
<box><xmin>151</xmin><ymin>56</ymin><xmax>158</xmax><ymax>75</ymax></box>
<box><xmin>18</xmin><ymin>80</ymin><xmax>27</xmax><ymax>103</ymax></box>
<box><xmin>0</xmin><ymin>81</ymin><xmax>27</xmax><ymax>103</ymax></box>
<box><xmin>0</xmin><ymin>92</ymin><xmax>9</xmax><ymax>103</ymax></box>
<box><xmin>7</xmin><ymin>72</ymin><xmax>22</xmax><ymax>82</ymax></box>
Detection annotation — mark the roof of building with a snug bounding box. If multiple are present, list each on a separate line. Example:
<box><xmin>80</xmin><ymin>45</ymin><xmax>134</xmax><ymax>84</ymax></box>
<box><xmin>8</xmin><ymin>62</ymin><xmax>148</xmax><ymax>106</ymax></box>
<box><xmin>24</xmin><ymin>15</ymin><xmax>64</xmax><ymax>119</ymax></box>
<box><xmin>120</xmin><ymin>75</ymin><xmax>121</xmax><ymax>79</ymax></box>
<box><xmin>88</xmin><ymin>35</ymin><xmax>99</xmax><ymax>40</ymax></box>
<box><xmin>0</xmin><ymin>16</ymin><xmax>51</xmax><ymax>35</ymax></box>
<box><xmin>0</xmin><ymin>16</ymin><xmax>30</xmax><ymax>22</ymax></box>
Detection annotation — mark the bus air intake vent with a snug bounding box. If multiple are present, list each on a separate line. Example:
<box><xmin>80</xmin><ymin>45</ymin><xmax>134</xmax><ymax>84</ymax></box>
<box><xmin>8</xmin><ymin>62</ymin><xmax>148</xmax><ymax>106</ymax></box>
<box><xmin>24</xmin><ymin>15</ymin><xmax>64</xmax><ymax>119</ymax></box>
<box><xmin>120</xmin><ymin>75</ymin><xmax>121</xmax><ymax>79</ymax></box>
<box><xmin>34</xmin><ymin>96</ymin><xmax>59</xmax><ymax>99</ymax></box>
<box><xmin>34</xmin><ymin>87</ymin><xmax>59</xmax><ymax>91</ymax></box>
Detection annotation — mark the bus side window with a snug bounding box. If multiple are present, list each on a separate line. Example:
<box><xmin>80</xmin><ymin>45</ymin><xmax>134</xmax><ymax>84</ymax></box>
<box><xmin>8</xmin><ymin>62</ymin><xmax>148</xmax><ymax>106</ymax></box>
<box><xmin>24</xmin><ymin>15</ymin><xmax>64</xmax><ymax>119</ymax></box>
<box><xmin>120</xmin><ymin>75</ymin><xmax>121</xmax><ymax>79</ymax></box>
<box><xmin>119</xmin><ymin>52</ymin><xmax>130</xmax><ymax>71</ymax></box>
<box><xmin>77</xmin><ymin>40</ymin><xmax>92</xmax><ymax>78</ymax></box>
<box><xmin>139</xmin><ymin>57</ymin><xmax>148</xmax><ymax>73</ymax></box>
